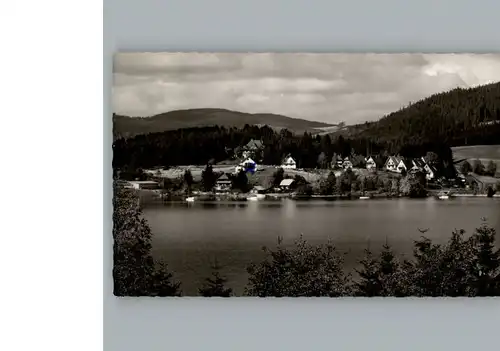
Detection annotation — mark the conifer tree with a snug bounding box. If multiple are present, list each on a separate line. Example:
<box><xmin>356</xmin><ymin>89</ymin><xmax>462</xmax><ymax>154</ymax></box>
<box><xmin>471</xmin><ymin>222</ymin><xmax>500</xmax><ymax>296</ymax></box>
<box><xmin>198</xmin><ymin>259</ymin><xmax>232</xmax><ymax>297</ymax></box>
<box><xmin>355</xmin><ymin>248</ymin><xmax>382</xmax><ymax>296</ymax></box>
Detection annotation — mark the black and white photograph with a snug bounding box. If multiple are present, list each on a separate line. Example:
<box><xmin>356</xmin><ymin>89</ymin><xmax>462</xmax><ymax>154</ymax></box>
<box><xmin>112</xmin><ymin>53</ymin><xmax>500</xmax><ymax>297</ymax></box>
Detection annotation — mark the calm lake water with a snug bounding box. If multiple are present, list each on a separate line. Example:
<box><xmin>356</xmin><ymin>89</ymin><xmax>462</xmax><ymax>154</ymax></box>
<box><xmin>143</xmin><ymin>198</ymin><xmax>500</xmax><ymax>296</ymax></box>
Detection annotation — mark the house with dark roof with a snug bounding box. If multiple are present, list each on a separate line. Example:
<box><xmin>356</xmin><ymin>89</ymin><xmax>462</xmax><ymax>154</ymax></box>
<box><xmin>331</xmin><ymin>155</ymin><xmax>344</xmax><ymax>169</ymax></box>
<box><xmin>365</xmin><ymin>156</ymin><xmax>377</xmax><ymax>170</ymax></box>
<box><xmin>412</xmin><ymin>158</ymin><xmax>426</xmax><ymax>170</ymax></box>
<box><xmin>215</xmin><ymin>173</ymin><xmax>232</xmax><ymax>192</ymax></box>
<box><xmin>343</xmin><ymin>157</ymin><xmax>353</xmax><ymax>170</ymax></box>
<box><xmin>384</xmin><ymin>156</ymin><xmax>401</xmax><ymax>172</ymax></box>
<box><xmin>241</xmin><ymin>139</ymin><xmax>264</xmax><ymax>159</ymax></box>
<box><xmin>397</xmin><ymin>158</ymin><xmax>415</xmax><ymax>173</ymax></box>
<box><xmin>424</xmin><ymin>163</ymin><xmax>438</xmax><ymax>180</ymax></box>
<box><xmin>281</xmin><ymin>154</ymin><xmax>297</xmax><ymax>169</ymax></box>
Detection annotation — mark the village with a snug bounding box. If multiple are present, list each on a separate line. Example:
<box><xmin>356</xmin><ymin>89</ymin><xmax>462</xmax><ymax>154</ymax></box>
<box><xmin>122</xmin><ymin>138</ymin><xmax>500</xmax><ymax>201</ymax></box>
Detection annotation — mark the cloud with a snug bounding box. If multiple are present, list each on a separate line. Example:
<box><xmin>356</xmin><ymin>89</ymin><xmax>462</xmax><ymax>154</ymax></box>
<box><xmin>113</xmin><ymin>53</ymin><xmax>500</xmax><ymax>124</ymax></box>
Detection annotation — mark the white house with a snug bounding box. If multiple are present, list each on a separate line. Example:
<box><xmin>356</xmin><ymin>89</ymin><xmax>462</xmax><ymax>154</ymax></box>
<box><xmin>424</xmin><ymin>163</ymin><xmax>437</xmax><ymax>180</ymax></box>
<box><xmin>279</xmin><ymin>178</ymin><xmax>295</xmax><ymax>190</ymax></box>
<box><xmin>281</xmin><ymin>155</ymin><xmax>297</xmax><ymax>169</ymax></box>
<box><xmin>215</xmin><ymin>173</ymin><xmax>232</xmax><ymax>192</ymax></box>
<box><xmin>235</xmin><ymin>157</ymin><xmax>257</xmax><ymax>173</ymax></box>
<box><xmin>384</xmin><ymin>156</ymin><xmax>400</xmax><ymax>172</ymax></box>
<box><xmin>343</xmin><ymin>157</ymin><xmax>353</xmax><ymax>169</ymax></box>
<box><xmin>397</xmin><ymin>159</ymin><xmax>415</xmax><ymax>173</ymax></box>
<box><xmin>365</xmin><ymin>156</ymin><xmax>377</xmax><ymax>170</ymax></box>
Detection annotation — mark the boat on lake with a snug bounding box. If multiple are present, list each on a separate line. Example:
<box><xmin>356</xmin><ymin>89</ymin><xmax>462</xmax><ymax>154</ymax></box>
<box><xmin>246</xmin><ymin>194</ymin><xmax>266</xmax><ymax>201</ymax></box>
<box><xmin>436</xmin><ymin>191</ymin><xmax>453</xmax><ymax>200</ymax></box>
<box><xmin>186</xmin><ymin>197</ymin><xmax>195</xmax><ymax>202</ymax></box>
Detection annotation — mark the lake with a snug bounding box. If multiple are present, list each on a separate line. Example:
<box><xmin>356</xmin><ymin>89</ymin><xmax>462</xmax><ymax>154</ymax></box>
<box><xmin>143</xmin><ymin>198</ymin><xmax>500</xmax><ymax>296</ymax></box>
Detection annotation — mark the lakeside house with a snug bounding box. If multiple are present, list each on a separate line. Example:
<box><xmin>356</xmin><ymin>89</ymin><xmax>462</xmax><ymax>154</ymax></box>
<box><xmin>125</xmin><ymin>180</ymin><xmax>159</xmax><ymax>190</ymax></box>
<box><xmin>215</xmin><ymin>173</ymin><xmax>232</xmax><ymax>192</ymax></box>
<box><xmin>397</xmin><ymin>158</ymin><xmax>415</xmax><ymax>173</ymax></box>
<box><xmin>331</xmin><ymin>155</ymin><xmax>343</xmax><ymax>169</ymax></box>
<box><xmin>343</xmin><ymin>157</ymin><xmax>353</xmax><ymax>170</ymax></box>
<box><xmin>279</xmin><ymin>178</ymin><xmax>295</xmax><ymax>191</ymax></box>
<box><xmin>235</xmin><ymin>157</ymin><xmax>257</xmax><ymax>173</ymax></box>
<box><xmin>365</xmin><ymin>156</ymin><xmax>377</xmax><ymax>170</ymax></box>
<box><xmin>412</xmin><ymin>158</ymin><xmax>426</xmax><ymax>171</ymax></box>
<box><xmin>384</xmin><ymin>156</ymin><xmax>401</xmax><ymax>172</ymax></box>
<box><xmin>281</xmin><ymin>155</ymin><xmax>297</xmax><ymax>169</ymax></box>
<box><xmin>242</xmin><ymin>139</ymin><xmax>264</xmax><ymax>159</ymax></box>
<box><xmin>424</xmin><ymin>163</ymin><xmax>437</xmax><ymax>180</ymax></box>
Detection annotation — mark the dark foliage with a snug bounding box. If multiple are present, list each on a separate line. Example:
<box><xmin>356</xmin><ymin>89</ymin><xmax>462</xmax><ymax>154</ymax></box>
<box><xmin>113</xmin><ymin>183</ymin><xmax>181</xmax><ymax>296</ymax></box>
<box><xmin>460</xmin><ymin>160</ymin><xmax>472</xmax><ymax>175</ymax></box>
<box><xmin>231</xmin><ymin>170</ymin><xmax>250</xmax><ymax>192</ymax></box>
<box><xmin>112</xmin><ymin>124</ymin><xmax>455</xmax><ymax>173</ymax></box>
<box><xmin>319</xmin><ymin>171</ymin><xmax>337</xmax><ymax>195</ymax></box>
<box><xmin>201</xmin><ymin>164</ymin><xmax>217</xmax><ymax>192</ymax></box>
<box><xmin>244</xmin><ymin>222</ymin><xmax>499</xmax><ymax>297</ymax></box>
<box><xmin>198</xmin><ymin>259</ymin><xmax>233</xmax><ymax>297</ymax></box>
<box><xmin>245</xmin><ymin>236</ymin><xmax>351</xmax><ymax>297</ymax></box>
<box><xmin>272</xmin><ymin>167</ymin><xmax>285</xmax><ymax>187</ymax></box>
<box><xmin>343</xmin><ymin>82</ymin><xmax>500</xmax><ymax>147</ymax></box>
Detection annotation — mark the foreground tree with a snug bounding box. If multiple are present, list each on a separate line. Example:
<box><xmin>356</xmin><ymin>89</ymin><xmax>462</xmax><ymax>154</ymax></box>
<box><xmin>245</xmin><ymin>236</ymin><xmax>351</xmax><ymax>297</ymax></box>
<box><xmin>355</xmin><ymin>248</ymin><xmax>382</xmax><ymax>296</ymax></box>
<box><xmin>470</xmin><ymin>222</ymin><xmax>500</xmax><ymax>296</ymax></box>
<box><xmin>198</xmin><ymin>259</ymin><xmax>233</xmax><ymax>297</ymax></box>
<box><xmin>355</xmin><ymin>242</ymin><xmax>412</xmax><ymax>297</ymax></box>
<box><xmin>113</xmin><ymin>183</ymin><xmax>181</xmax><ymax>296</ymax></box>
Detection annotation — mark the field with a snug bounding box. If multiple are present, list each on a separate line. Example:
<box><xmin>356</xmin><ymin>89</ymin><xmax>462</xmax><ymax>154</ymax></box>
<box><xmin>452</xmin><ymin>145</ymin><xmax>500</xmax><ymax>169</ymax></box>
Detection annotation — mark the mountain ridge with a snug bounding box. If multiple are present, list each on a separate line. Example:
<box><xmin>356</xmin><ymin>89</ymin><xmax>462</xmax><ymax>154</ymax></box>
<box><xmin>113</xmin><ymin>108</ymin><xmax>336</xmax><ymax>138</ymax></box>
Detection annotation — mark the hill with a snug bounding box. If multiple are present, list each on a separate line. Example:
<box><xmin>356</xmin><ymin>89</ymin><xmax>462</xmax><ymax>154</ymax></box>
<box><xmin>113</xmin><ymin>108</ymin><xmax>336</xmax><ymax>138</ymax></box>
<box><xmin>335</xmin><ymin>82</ymin><xmax>500</xmax><ymax>147</ymax></box>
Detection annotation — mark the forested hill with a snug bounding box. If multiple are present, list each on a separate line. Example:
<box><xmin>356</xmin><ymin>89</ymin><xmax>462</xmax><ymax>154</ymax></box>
<box><xmin>338</xmin><ymin>82</ymin><xmax>500</xmax><ymax>147</ymax></box>
<box><xmin>113</xmin><ymin>108</ymin><xmax>335</xmax><ymax>138</ymax></box>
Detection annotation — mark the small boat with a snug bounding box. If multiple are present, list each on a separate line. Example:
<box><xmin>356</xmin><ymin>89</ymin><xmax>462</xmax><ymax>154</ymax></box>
<box><xmin>185</xmin><ymin>197</ymin><xmax>195</xmax><ymax>202</ymax></box>
<box><xmin>359</xmin><ymin>196</ymin><xmax>370</xmax><ymax>200</ymax></box>
<box><xmin>436</xmin><ymin>191</ymin><xmax>451</xmax><ymax>200</ymax></box>
<box><xmin>246</xmin><ymin>196</ymin><xmax>259</xmax><ymax>201</ymax></box>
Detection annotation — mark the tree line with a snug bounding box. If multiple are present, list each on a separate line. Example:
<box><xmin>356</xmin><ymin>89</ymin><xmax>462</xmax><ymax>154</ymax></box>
<box><xmin>113</xmin><ymin>183</ymin><xmax>500</xmax><ymax>297</ymax></box>
<box><xmin>113</xmin><ymin>124</ymin><xmax>457</xmax><ymax>173</ymax></box>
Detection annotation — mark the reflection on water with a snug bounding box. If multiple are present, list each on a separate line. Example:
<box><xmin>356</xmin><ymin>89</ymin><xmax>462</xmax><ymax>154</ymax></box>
<box><xmin>143</xmin><ymin>197</ymin><xmax>500</xmax><ymax>295</ymax></box>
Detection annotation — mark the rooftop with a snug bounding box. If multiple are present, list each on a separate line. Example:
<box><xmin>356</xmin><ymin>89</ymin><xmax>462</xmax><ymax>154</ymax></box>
<box><xmin>280</xmin><ymin>179</ymin><xmax>295</xmax><ymax>186</ymax></box>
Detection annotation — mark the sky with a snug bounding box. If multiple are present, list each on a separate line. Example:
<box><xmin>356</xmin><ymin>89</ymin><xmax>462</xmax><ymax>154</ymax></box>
<box><xmin>113</xmin><ymin>53</ymin><xmax>500</xmax><ymax>125</ymax></box>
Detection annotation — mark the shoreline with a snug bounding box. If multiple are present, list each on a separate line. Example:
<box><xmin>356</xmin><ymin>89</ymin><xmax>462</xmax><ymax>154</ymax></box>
<box><xmin>139</xmin><ymin>189</ymin><xmax>500</xmax><ymax>203</ymax></box>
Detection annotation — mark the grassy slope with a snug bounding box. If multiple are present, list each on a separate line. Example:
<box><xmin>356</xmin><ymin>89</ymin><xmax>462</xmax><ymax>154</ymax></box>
<box><xmin>452</xmin><ymin>145</ymin><xmax>500</xmax><ymax>187</ymax></box>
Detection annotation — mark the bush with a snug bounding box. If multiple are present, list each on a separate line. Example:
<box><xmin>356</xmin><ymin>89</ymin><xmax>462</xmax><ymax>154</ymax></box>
<box><xmin>245</xmin><ymin>236</ymin><xmax>352</xmax><ymax>297</ymax></box>
<box><xmin>244</xmin><ymin>223</ymin><xmax>500</xmax><ymax>297</ymax></box>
